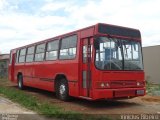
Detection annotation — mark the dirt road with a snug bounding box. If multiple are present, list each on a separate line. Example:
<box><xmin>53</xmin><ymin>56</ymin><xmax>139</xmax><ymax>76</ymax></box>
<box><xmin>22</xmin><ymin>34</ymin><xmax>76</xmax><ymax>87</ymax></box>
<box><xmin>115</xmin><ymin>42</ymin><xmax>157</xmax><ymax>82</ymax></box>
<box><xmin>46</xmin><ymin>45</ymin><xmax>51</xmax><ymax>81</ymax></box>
<box><xmin>11</xmin><ymin>85</ymin><xmax>160</xmax><ymax>115</ymax></box>
<box><xmin>0</xmin><ymin>96</ymin><xmax>55</xmax><ymax>120</ymax></box>
<box><xmin>0</xmin><ymin>96</ymin><xmax>34</xmax><ymax>114</ymax></box>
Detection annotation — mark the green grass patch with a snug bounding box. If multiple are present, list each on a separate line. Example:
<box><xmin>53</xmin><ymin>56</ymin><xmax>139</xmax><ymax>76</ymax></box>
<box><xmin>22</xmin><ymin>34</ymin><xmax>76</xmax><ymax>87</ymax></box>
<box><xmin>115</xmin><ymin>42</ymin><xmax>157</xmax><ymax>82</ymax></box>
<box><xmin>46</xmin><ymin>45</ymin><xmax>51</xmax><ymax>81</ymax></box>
<box><xmin>0</xmin><ymin>79</ymin><xmax>112</xmax><ymax>120</ymax></box>
<box><xmin>146</xmin><ymin>80</ymin><xmax>160</xmax><ymax>95</ymax></box>
<box><xmin>0</xmin><ymin>86</ymin><xmax>83</xmax><ymax>119</ymax></box>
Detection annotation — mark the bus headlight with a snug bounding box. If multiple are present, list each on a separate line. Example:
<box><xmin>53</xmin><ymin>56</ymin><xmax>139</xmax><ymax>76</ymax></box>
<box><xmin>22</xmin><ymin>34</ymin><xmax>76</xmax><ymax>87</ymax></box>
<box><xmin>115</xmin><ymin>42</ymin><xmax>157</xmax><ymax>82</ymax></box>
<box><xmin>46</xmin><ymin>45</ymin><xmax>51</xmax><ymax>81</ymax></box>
<box><xmin>100</xmin><ymin>83</ymin><xmax>105</xmax><ymax>88</ymax></box>
<box><xmin>97</xmin><ymin>82</ymin><xmax>110</xmax><ymax>88</ymax></box>
<box><xmin>137</xmin><ymin>81</ymin><xmax>145</xmax><ymax>87</ymax></box>
<box><xmin>137</xmin><ymin>82</ymin><xmax>140</xmax><ymax>86</ymax></box>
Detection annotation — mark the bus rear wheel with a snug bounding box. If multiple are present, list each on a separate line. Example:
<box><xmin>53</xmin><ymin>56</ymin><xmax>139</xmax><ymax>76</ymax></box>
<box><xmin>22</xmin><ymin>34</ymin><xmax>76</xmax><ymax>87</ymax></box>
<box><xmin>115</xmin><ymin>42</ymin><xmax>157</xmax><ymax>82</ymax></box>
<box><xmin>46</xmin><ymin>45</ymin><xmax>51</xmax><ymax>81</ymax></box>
<box><xmin>18</xmin><ymin>75</ymin><xmax>25</xmax><ymax>90</ymax></box>
<box><xmin>56</xmin><ymin>78</ymin><xmax>69</xmax><ymax>101</ymax></box>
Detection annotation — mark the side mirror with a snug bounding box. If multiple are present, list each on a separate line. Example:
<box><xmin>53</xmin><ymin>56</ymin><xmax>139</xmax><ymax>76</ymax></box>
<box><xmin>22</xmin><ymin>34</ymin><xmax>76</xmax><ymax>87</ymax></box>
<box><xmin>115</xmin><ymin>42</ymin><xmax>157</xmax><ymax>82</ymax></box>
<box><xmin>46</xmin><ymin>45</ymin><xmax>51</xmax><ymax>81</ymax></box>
<box><xmin>94</xmin><ymin>38</ymin><xmax>100</xmax><ymax>50</ymax></box>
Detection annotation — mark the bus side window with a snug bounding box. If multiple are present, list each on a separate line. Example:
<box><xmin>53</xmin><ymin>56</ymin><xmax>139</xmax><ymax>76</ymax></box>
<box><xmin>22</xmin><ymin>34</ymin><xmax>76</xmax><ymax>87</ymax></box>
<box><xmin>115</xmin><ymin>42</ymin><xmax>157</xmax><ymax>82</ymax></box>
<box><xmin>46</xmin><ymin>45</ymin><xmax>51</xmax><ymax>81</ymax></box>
<box><xmin>16</xmin><ymin>50</ymin><xmax>19</xmax><ymax>63</ymax></box>
<box><xmin>35</xmin><ymin>43</ymin><xmax>45</xmax><ymax>62</ymax></box>
<box><xmin>59</xmin><ymin>35</ymin><xmax>77</xmax><ymax>59</ymax></box>
<box><xmin>9</xmin><ymin>52</ymin><xmax>13</xmax><ymax>64</ymax></box>
<box><xmin>19</xmin><ymin>48</ymin><xmax>26</xmax><ymax>63</ymax></box>
<box><xmin>46</xmin><ymin>40</ymin><xmax>59</xmax><ymax>60</ymax></box>
<box><xmin>26</xmin><ymin>46</ymin><xmax>35</xmax><ymax>62</ymax></box>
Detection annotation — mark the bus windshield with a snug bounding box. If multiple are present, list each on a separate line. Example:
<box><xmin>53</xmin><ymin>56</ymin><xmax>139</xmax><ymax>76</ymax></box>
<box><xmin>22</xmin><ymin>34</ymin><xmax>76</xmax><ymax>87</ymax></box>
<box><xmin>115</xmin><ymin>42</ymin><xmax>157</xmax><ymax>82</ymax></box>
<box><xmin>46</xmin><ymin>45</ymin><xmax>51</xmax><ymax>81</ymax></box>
<box><xmin>95</xmin><ymin>37</ymin><xmax>143</xmax><ymax>70</ymax></box>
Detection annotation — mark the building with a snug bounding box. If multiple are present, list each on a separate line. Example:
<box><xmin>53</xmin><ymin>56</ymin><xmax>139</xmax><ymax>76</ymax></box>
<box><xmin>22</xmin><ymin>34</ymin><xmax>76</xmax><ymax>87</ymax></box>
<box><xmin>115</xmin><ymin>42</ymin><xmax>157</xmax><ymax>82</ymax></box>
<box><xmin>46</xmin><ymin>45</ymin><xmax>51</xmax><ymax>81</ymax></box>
<box><xmin>143</xmin><ymin>45</ymin><xmax>160</xmax><ymax>84</ymax></box>
<box><xmin>0</xmin><ymin>54</ymin><xmax>10</xmax><ymax>78</ymax></box>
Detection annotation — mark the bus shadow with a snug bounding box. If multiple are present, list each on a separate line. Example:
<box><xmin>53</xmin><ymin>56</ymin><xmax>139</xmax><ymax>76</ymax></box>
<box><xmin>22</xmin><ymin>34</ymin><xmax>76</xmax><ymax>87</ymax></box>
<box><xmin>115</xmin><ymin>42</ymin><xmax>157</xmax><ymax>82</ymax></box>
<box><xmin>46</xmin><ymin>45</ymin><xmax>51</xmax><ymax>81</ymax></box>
<box><xmin>12</xmin><ymin>85</ymin><xmax>57</xmax><ymax>99</ymax></box>
<box><xmin>11</xmin><ymin>85</ymin><xmax>141</xmax><ymax>109</ymax></box>
<box><xmin>70</xmin><ymin>97</ymin><xmax>141</xmax><ymax>109</ymax></box>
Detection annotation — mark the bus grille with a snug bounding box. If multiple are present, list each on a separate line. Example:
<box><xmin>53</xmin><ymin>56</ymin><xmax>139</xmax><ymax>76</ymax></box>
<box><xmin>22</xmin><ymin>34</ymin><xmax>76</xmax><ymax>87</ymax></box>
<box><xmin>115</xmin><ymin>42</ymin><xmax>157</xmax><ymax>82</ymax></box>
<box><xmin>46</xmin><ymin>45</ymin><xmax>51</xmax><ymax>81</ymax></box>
<box><xmin>110</xmin><ymin>80</ymin><xmax>137</xmax><ymax>88</ymax></box>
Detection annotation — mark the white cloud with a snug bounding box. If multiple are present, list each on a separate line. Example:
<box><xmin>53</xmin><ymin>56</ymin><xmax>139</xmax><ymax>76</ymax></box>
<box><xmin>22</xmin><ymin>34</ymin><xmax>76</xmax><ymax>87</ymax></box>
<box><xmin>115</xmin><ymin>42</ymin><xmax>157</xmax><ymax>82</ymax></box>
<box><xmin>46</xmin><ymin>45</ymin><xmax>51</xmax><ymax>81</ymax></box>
<box><xmin>41</xmin><ymin>2</ymin><xmax>66</xmax><ymax>11</ymax></box>
<box><xmin>0</xmin><ymin>0</ymin><xmax>160</xmax><ymax>54</ymax></box>
<box><xmin>64</xmin><ymin>0</ymin><xmax>160</xmax><ymax>47</ymax></box>
<box><xmin>0</xmin><ymin>0</ymin><xmax>7</xmax><ymax>10</ymax></box>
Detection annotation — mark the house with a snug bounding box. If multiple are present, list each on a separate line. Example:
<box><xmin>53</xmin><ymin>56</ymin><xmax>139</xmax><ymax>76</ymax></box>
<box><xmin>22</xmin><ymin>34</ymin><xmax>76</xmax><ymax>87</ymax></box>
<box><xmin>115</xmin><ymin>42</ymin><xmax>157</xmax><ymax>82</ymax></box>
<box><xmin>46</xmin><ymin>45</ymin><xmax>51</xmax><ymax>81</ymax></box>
<box><xmin>0</xmin><ymin>54</ymin><xmax>10</xmax><ymax>78</ymax></box>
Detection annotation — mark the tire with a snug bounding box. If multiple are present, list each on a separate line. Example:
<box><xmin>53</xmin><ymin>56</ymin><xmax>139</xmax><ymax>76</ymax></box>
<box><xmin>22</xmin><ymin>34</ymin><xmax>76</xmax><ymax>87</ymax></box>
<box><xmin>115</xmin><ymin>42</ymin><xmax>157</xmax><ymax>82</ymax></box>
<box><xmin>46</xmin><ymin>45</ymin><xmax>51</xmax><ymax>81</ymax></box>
<box><xmin>18</xmin><ymin>75</ymin><xmax>25</xmax><ymax>90</ymax></box>
<box><xmin>56</xmin><ymin>78</ymin><xmax>69</xmax><ymax>101</ymax></box>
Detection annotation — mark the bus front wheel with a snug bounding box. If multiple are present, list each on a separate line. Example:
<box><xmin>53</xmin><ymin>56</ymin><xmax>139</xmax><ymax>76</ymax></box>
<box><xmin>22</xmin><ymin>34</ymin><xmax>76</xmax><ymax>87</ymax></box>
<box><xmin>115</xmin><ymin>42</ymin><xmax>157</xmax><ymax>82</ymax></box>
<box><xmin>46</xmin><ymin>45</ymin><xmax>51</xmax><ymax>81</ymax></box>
<box><xmin>56</xmin><ymin>78</ymin><xmax>69</xmax><ymax>101</ymax></box>
<box><xmin>18</xmin><ymin>75</ymin><xmax>25</xmax><ymax>90</ymax></box>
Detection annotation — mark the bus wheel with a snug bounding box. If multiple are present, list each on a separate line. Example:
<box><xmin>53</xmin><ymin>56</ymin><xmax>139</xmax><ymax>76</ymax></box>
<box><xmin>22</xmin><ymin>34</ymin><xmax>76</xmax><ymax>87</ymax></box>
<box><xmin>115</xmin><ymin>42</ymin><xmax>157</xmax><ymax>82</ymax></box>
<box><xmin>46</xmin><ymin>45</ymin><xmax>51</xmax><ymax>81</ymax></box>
<box><xmin>18</xmin><ymin>75</ymin><xmax>24</xmax><ymax>90</ymax></box>
<box><xmin>56</xmin><ymin>78</ymin><xmax>69</xmax><ymax>101</ymax></box>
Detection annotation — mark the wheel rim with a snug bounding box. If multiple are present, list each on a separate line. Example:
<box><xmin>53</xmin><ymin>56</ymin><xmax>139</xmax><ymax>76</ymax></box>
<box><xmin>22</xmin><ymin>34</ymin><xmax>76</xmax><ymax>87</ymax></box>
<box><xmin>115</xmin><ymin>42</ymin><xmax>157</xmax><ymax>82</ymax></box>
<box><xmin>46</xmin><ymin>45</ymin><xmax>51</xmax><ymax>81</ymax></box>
<box><xmin>59</xmin><ymin>84</ymin><xmax>65</xmax><ymax>95</ymax></box>
<box><xmin>19</xmin><ymin>79</ymin><xmax>22</xmax><ymax>88</ymax></box>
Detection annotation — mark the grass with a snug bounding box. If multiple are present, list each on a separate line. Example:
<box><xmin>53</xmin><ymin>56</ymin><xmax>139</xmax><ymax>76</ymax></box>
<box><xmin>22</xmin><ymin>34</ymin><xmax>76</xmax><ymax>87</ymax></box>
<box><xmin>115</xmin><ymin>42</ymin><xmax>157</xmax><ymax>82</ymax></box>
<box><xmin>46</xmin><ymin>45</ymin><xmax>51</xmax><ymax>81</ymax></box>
<box><xmin>0</xmin><ymin>78</ymin><xmax>111</xmax><ymax>120</ymax></box>
<box><xmin>146</xmin><ymin>80</ymin><xmax>160</xmax><ymax>95</ymax></box>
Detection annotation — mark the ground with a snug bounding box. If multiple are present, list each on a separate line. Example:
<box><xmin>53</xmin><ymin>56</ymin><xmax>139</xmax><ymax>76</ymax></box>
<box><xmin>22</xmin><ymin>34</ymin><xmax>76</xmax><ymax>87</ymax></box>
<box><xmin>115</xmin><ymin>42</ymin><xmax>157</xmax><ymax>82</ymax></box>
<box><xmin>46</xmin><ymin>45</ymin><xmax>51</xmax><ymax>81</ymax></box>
<box><xmin>11</xmin><ymin>85</ymin><xmax>160</xmax><ymax>115</ymax></box>
<box><xmin>0</xmin><ymin>96</ymin><xmax>55</xmax><ymax>120</ymax></box>
<box><xmin>1</xmin><ymin>79</ymin><xmax>160</xmax><ymax>119</ymax></box>
<box><xmin>0</xmin><ymin>96</ymin><xmax>34</xmax><ymax>114</ymax></box>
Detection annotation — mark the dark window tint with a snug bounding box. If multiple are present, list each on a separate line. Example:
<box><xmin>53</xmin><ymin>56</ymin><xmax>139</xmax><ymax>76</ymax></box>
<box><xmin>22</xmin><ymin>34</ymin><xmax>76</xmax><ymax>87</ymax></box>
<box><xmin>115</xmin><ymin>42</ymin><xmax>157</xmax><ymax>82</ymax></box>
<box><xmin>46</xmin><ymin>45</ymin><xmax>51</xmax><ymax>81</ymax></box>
<box><xmin>98</xmin><ymin>24</ymin><xmax>141</xmax><ymax>38</ymax></box>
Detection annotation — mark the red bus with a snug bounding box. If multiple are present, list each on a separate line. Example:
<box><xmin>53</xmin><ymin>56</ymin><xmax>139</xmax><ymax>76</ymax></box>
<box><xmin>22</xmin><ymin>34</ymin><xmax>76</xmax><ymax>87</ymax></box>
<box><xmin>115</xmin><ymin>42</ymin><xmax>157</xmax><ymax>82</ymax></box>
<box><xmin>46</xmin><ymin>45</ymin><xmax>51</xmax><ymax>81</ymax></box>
<box><xmin>9</xmin><ymin>23</ymin><xmax>145</xmax><ymax>101</ymax></box>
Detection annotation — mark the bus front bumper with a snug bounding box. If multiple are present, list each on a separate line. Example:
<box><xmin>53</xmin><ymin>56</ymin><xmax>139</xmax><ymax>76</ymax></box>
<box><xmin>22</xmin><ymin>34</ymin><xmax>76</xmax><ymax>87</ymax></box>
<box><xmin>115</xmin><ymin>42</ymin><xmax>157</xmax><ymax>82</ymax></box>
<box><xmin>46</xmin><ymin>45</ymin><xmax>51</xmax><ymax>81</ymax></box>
<box><xmin>93</xmin><ymin>88</ymin><xmax>146</xmax><ymax>100</ymax></box>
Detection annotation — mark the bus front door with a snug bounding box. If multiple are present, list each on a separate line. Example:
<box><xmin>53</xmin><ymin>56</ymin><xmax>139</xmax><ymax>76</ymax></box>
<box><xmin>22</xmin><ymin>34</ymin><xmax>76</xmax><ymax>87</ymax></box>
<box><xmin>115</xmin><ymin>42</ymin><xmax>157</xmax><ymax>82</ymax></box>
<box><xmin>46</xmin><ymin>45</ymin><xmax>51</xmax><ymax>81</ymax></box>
<box><xmin>80</xmin><ymin>38</ymin><xmax>92</xmax><ymax>98</ymax></box>
<box><xmin>11</xmin><ymin>52</ymin><xmax>15</xmax><ymax>81</ymax></box>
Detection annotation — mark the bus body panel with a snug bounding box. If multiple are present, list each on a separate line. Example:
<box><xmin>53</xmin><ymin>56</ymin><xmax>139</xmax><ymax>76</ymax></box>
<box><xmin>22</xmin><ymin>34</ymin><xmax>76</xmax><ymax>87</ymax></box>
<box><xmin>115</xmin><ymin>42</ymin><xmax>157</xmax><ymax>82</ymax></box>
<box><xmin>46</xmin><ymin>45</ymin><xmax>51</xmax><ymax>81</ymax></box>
<box><xmin>92</xmin><ymin>87</ymin><xmax>145</xmax><ymax>100</ymax></box>
<box><xmin>8</xmin><ymin>23</ymin><xmax>145</xmax><ymax>100</ymax></box>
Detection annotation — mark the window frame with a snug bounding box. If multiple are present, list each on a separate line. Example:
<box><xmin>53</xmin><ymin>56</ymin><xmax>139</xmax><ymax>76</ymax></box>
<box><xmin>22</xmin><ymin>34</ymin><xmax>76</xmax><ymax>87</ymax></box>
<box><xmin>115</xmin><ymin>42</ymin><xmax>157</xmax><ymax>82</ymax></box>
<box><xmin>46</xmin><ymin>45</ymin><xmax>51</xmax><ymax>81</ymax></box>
<box><xmin>34</xmin><ymin>43</ymin><xmax>46</xmax><ymax>62</ymax></box>
<box><xmin>94</xmin><ymin>36</ymin><xmax>143</xmax><ymax>71</ymax></box>
<box><xmin>59</xmin><ymin>34</ymin><xmax>78</xmax><ymax>60</ymax></box>
<box><xmin>45</xmin><ymin>39</ymin><xmax>59</xmax><ymax>61</ymax></box>
<box><xmin>18</xmin><ymin>48</ymin><xmax>26</xmax><ymax>63</ymax></box>
<box><xmin>26</xmin><ymin>46</ymin><xmax>35</xmax><ymax>63</ymax></box>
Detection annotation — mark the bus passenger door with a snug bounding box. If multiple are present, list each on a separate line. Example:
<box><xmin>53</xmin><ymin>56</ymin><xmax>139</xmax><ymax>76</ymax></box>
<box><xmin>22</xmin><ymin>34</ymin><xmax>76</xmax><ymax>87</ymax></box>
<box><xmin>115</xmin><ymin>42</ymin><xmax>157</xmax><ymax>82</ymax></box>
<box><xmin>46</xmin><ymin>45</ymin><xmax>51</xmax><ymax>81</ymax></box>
<box><xmin>80</xmin><ymin>38</ymin><xmax>92</xmax><ymax>98</ymax></box>
<box><xmin>10</xmin><ymin>52</ymin><xmax>15</xmax><ymax>81</ymax></box>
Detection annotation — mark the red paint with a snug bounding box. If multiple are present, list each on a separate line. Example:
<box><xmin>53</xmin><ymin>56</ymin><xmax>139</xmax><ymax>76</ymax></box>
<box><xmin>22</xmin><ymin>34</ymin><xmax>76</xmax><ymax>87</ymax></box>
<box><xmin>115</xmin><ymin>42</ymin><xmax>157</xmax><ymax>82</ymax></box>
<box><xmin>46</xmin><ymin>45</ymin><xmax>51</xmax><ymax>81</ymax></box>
<box><xmin>8</xmin><ymin>23</ymin><xmax>145</xmax><ymax>100</ymax></box>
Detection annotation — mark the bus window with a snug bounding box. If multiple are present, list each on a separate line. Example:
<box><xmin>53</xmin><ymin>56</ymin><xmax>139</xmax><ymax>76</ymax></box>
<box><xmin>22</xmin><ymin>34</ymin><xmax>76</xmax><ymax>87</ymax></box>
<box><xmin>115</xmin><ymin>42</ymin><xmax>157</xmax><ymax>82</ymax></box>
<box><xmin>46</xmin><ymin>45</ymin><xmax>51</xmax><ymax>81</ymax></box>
<box><xmin>19</xmin><ymin>48</ymin><xmax>26</xmax><ymax>63</ymax></box>
<box><xmin>16</xmin><ymin>50</ymin><xmax>19</xmax><ymax>63</ymax></box>
<box><xmin>26</xmin><ymin>46</ymin><xmax>35</xmax><ymax>62</ymax></box>
<box><xmin>60</xmin><ymin>35</ymin><xmax>77</xmax><ymax>59</ymax></box>
<box><xmin>46</xmin><ymin>40</ymin><xmax>59</xmax><ymax>60</ymax></box>
<box><xmin>9</xmin><ymin>52</ymin><xmax>13</xmax><ymax>64</ymax></box>
<box><xmin>35</xmin><ymin>43</ymin><xmax>45</xmax><ymax>62</ymax></box>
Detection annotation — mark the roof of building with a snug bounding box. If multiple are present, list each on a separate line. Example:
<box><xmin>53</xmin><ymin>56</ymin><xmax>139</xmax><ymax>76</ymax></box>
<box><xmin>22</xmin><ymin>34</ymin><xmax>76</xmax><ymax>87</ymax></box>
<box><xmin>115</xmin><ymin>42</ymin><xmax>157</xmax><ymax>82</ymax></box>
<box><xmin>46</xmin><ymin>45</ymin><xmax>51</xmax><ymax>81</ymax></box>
<box><xmin>0</xmin><ymin>54</ymin><xmax>10</xmax><ymax>60</ymax></box>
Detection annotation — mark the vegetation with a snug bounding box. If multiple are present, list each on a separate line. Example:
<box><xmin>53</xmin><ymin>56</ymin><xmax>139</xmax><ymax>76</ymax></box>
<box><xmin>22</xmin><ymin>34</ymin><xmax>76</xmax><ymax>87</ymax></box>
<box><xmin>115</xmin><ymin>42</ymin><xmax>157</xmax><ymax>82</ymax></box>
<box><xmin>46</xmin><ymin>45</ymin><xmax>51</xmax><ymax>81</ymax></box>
<box><xmin>146</xmin><ymin>80</ymin><xmax>160</xmax><ymax>95</ymax></box>
<box><xmin>0</xmin><ymin>78</ymin><xmax>111</xmax><ymax>120</ymax></box>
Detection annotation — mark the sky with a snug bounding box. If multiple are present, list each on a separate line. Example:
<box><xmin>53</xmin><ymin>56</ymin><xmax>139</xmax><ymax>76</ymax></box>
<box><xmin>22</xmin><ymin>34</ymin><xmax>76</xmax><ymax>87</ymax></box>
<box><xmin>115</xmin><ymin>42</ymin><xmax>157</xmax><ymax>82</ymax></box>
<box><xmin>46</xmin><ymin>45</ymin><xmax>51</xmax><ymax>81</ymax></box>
<box><xmin>0</xmin><ymin>0</ymin><xmax>160</xmax><ymax>54</ymax></box>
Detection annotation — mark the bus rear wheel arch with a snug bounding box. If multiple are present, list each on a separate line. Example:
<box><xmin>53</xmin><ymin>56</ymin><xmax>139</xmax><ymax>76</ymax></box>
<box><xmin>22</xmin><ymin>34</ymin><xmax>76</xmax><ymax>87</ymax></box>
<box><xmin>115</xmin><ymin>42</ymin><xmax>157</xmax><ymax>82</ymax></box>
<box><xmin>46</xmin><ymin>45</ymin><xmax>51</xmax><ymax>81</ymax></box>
<box><xmin>55</xmin><ymin>76</ymin><xmax>70</xmax><ymax>101</ymax></box>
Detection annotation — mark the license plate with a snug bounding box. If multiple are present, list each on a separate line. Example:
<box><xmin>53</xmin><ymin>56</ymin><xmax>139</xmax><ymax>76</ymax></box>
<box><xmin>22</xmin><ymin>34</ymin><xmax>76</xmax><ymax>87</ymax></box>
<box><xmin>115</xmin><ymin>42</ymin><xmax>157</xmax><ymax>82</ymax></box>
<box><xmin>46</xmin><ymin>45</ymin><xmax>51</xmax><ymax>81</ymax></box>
<box><xmin>137</xmin><ymin>90</ymin><xmax>144</xmax><ymax>95</ymax></box>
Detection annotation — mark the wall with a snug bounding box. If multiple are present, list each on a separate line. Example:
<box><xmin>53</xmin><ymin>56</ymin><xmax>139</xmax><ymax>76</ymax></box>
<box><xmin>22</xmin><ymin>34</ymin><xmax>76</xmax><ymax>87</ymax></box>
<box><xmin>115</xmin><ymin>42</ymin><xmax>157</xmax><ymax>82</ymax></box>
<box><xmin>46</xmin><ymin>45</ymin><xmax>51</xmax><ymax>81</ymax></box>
<box><xmin>143</xmin><ymin>45</ymin><xmax>160</xmax><ymax>84</ymax></box>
